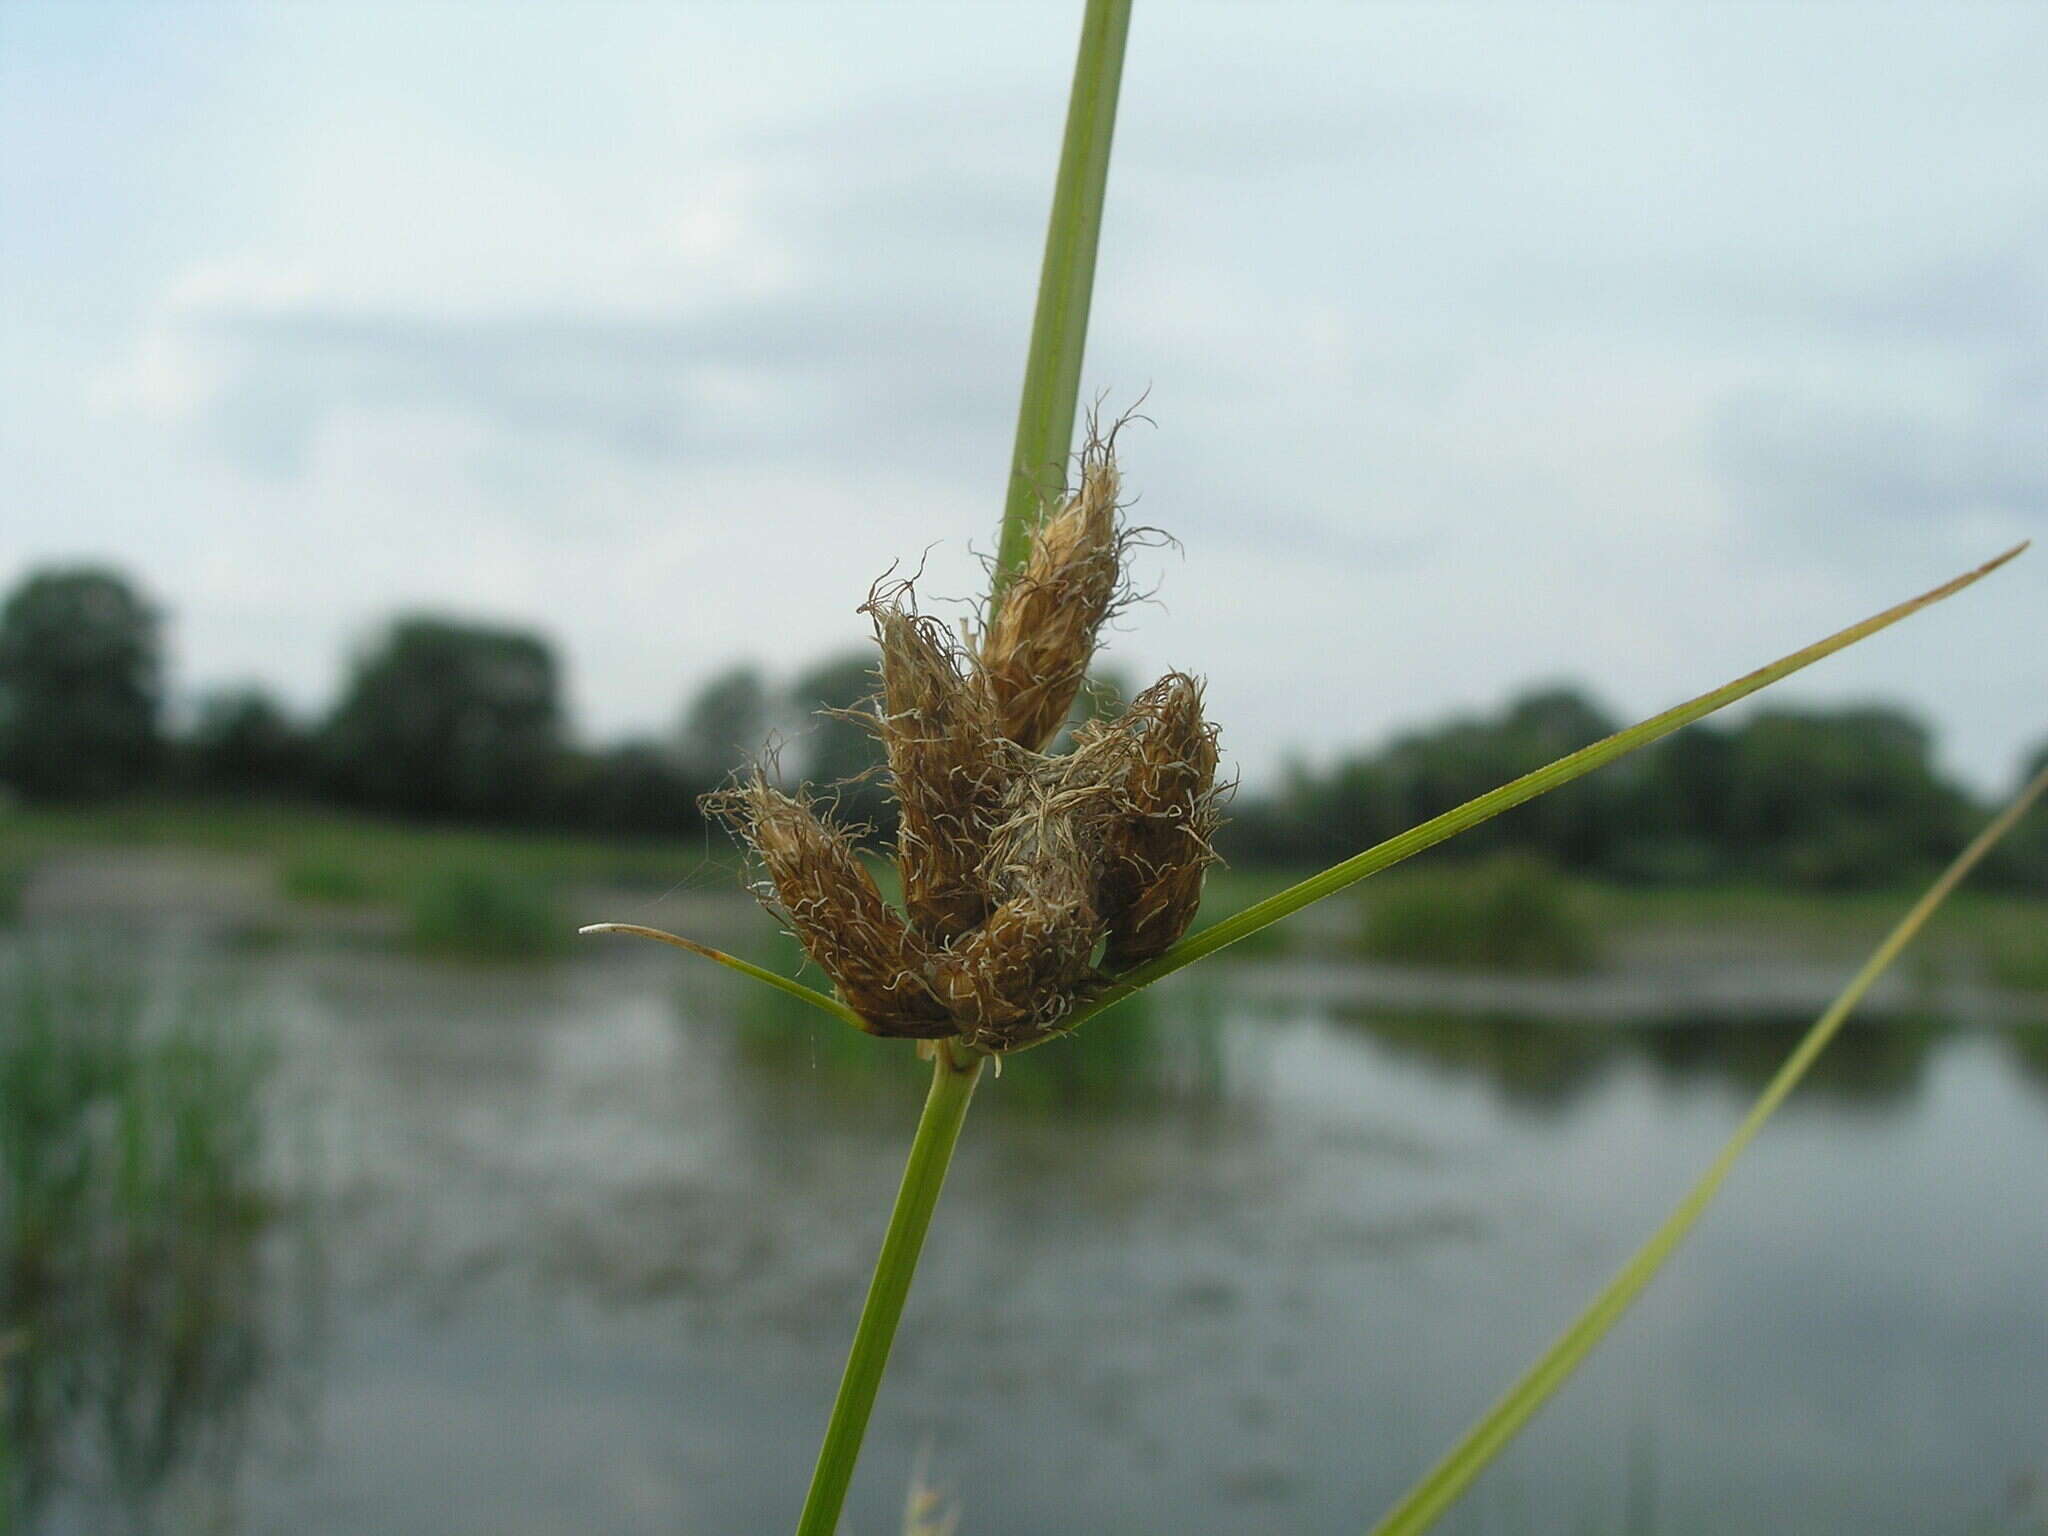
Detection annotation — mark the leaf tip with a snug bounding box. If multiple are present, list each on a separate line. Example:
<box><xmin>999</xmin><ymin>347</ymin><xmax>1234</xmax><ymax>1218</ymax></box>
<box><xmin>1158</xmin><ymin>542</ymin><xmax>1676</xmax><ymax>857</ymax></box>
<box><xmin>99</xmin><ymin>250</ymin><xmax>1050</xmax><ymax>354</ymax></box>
<box><xmin>1984</xmin><ymin>539</ymin><xmax>2029</xmax><ymax>571</ymax></box>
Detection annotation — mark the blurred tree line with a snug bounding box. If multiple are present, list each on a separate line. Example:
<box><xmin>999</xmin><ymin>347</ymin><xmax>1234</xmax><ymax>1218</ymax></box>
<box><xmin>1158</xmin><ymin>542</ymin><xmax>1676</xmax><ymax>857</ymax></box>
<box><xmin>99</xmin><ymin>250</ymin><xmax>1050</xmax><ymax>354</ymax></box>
<box><xmin>0</xmin><ymin>568</ymin><xmax>811</xmax><ymax>840</ymax></box>
<box><xmin>1229</xmin><ymin>685</ymin><xmax>2048</xmax><ymax>892</ymax></box>
<box><xmin>1</xmin><ymin>566</ymin><xmax>2043</xmax><ymax>892</ymax></box>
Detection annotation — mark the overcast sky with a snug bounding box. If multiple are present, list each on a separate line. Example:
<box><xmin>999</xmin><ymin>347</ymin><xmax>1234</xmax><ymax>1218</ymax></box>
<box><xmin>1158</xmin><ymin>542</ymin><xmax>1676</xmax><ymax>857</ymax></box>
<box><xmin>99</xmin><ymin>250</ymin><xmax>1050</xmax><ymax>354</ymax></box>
<box><xmin>4</xmin><ymin>3</ymin><xmax>2044</xmax><ymax>794</ymax></box>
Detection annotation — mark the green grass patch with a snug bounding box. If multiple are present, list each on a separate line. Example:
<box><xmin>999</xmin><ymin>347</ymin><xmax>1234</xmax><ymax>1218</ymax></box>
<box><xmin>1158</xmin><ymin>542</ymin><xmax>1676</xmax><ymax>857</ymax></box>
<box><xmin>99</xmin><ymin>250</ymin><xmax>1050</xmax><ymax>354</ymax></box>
<box><xmin>1</xmin><ymin>796</ymin><xmax>728</xmax><ymax>906</ymax></box>
<box><xmin>1182</xmin><ymin>864</ymin><xmax>1322</xmax><ymax>957</ymax></box>
<box><xmin>405</xmin><ymin>865</ymin><xmax>569</xmax><ymax>962</ymax></box>
<box><xmin>1979</xmin><ymin>911</ymin><xmax>2048</xmax><ymax>992</ymax></box>
<box><xmin>0</xmin><ymin>945</ymin><xmax>286</xmax><ymax>1527</ymax></box>
<box><xmin>11</xmin><ymin>798</ymin><xmax>2045</xmax><ymax>989</ymax></box>
<box><xmin>279</xmin><ymin>855</ymin><xmax>373</xmax><ymax>905</ymax></box>
<box><xmin>0</xmin><ymin>949</ymin><xmax>272</xmax><ymax>1255</ymax></box>
<box><xmin>1356</xmin><ymin>855</ymin><xmax>1601</xmax><ymax>975</ymax></box>
<box><xmin>0</xmin><ymin>856</ymin><xmax>27</xmax><ymax>926</ymax></box>
<box><xmin>1383</xmin><ymin>872</ymin><xmax>2048</xmax><ymax>978</ymax></box>
<box><xmin>1573</xmin><ymin>879</ymin><xmax>2040</xmax><ymax>941</ymax></box>
<box><xmin>1359</xmin><ymin>856</ymin><xmax>1597</xmax><ymax>974</ymax></box>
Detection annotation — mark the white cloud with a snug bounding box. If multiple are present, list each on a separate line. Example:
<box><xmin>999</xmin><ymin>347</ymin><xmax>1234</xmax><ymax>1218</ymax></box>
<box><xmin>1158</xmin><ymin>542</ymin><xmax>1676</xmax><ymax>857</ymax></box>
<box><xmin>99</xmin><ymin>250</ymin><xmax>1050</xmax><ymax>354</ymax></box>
<box><xmin>7</xmin><ymin>2</ymin><xmax>2047</xmax><ymax>794</ymax></box>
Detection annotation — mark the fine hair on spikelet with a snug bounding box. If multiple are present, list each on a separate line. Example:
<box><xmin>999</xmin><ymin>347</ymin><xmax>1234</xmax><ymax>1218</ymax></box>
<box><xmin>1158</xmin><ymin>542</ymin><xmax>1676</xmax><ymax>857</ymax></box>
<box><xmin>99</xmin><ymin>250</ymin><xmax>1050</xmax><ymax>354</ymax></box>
<box><xmin>706</xmin><ymin>423</ymin><xmax>1226</xmax><ymax>1054</ymax></box>
<box><xmin>1086</xmin><ymin>671</ymin><xmax>1224</xmax><ymax>969</ymax></box>
<box><xmin>705</xmin><ymin>773</ymin><xmax>955</xmax><ymax>1038</ymax></box>
<box><xmin>863</xmin><ymin>579</ymin><xmax>1017</xmax><ymax>947</ymax></box>
<box><xmin>978</xmin><ymin>417</ymin><xmax>1150</xmax><ymax>751</ymax></box>
<box><xmin>930</xmin><ymin>760</ymin><xmax>1108</xmax><ymax>1051</ymax></box>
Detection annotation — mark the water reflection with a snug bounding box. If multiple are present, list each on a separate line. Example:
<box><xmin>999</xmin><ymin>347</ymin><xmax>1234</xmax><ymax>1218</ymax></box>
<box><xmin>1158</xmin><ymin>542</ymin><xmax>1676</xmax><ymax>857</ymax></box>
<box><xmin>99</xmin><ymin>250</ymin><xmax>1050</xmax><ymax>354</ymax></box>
<box><xmin>722</xmin><ymin>954</ymin><xmax>1233</xmax><ymax>1121</ymax></box>
<box><xmin>2009</xmin><ymin>1024</ymin><xmax>2048</xmax><ymax>1095</ymax></box>
<box><xmin>0</xmin><ymin>946</ymin><xmax>320</xmax><ymax>1533</ymax></box>
<box><xmin>1331</xmin><ymin>1003</ymin><xmax>1949</xmax><ymax>1114</ymax></box>
<box><xmin>6</xmin><ymin>934</ymin><xmax>2048</xmax><ymax>1534</ymax></box>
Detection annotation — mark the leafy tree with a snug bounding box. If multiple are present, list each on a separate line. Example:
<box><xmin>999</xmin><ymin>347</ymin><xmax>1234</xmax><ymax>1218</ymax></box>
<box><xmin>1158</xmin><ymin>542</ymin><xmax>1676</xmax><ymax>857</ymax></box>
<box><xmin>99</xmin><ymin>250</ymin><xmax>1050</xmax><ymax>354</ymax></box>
<box><xmin>556</xmin><ymin>740</ymin><xmax>703</xmax><ymax>837</ymax></box>
<box><xmin>676</xmin><ymin>663</ymin><xmax>770</xmax><ymax>785</ymax></box>
<box><xmin>1491</xmin><ymin>686</ymin><xmax>1623</xmax><ymax>866</ymax></box>
<box><xmin>1723</xmin><ymin>706</ymin><xmax>1970</xmax><ymax>887</ymax></box>
<box><xmin>186</xmin><ymin>685</ymin><xmax>309</xmax><ymax>796</ymax></box>
<box><xmin>321</xmin><ymin>616</ymin><xmax>564</xmax><ymax>821</ymax></box>
<box><xmin>1219</xmin><ymin>685</ymin><xmax>1978</xmax><ymax>891</ymax></box>
<box><xmin>1644</xmin><ymin>722</ymin><xmax>1739</xmax><ymax>841</ymax></box>
<box><xmin>1365</xmin><ymin>686</ymin><xmax>1620</xmax><ymax>865</ymax></box>
<box><xmin>1500</xmin><ymin>686</ymin><xmax>1617</xmax><ymax>761</ymax></box>
<box><xmin>786</xmin><ymin>650</ymin><xmax>890</xmax><ymax>834</ymax></box>
<box><xmin>1989</xmin><ymin>737</ymin><xmax>2048</xmax><ymax>894</ymax></box>
<box><xmin>0</xmin><ymin>567</ymin><xmax>161</xmax><ymax>800</ymax></box>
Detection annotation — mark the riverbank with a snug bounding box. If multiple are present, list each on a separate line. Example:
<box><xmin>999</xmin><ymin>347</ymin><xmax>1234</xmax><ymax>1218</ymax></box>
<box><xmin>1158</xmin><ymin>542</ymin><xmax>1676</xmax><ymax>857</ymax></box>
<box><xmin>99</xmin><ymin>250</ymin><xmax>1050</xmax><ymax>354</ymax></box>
<box><xmin>6</xmin><ymin>799</ymin><xmax>2044</xmax><ymax>1022</ymax></box>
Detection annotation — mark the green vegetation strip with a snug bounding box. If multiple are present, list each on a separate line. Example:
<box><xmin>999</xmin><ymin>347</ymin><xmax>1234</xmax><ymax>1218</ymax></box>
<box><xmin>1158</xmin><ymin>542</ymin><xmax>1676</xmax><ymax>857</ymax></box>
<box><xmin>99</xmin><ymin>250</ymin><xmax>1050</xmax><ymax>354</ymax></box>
<box><xmin>1069</xmin><ymin>542</ymin><xmax>2027</xmax><ymax>1026</ymax></box>
<box><xmin>1366</xmin><ymin>761</ymin><xmax>2048</xmax><ymax>1536</ymax></box>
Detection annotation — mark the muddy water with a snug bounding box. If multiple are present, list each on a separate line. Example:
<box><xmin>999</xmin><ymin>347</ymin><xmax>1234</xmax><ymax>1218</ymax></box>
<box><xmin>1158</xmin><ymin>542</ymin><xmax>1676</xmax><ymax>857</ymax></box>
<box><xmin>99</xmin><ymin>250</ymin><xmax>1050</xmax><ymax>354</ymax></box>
<box><xmin>16</xmin><ymin>938</ymin><xmax>2048</xmax><ymax>1535</ymax></box>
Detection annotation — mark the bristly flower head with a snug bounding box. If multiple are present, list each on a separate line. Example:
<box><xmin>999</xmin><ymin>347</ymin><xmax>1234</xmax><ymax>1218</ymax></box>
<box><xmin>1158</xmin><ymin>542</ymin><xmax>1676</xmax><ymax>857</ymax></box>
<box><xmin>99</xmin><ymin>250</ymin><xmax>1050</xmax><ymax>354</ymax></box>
<box><xmin>977</xmin><ymin>423</ymin><xmax>1146</xmax><ymax>751</ymax></box>
<box><xmin>710</xmin><ymin>423</ymin><xmax>1225</xmax><ymax>1053</ymax></box>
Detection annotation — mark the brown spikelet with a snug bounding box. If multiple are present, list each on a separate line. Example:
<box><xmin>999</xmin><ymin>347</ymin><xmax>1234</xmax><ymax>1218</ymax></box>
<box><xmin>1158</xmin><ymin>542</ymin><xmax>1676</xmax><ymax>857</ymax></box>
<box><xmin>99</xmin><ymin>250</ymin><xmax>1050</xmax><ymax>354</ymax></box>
<box><xmin>1092</xmin><ymin>672</ymin><xmax>1224</xmax><ymax>969</ymax></box>
<box><xmin>706</xmin><ymin>775</ymin><xmax>955</xmax><ymax>1038</ymax></box>
<box><xmin>930</xmin><ymin>881</ymin><xmax>1098</xmax><ymax>1052</ymax></box>
<box><xmin>980</xmin><ymin>431</ymin><xmax>1125</xmax><ymax>751</ymax></box>
<box><xmin>866</xmin><ymin>589</ymin><xmax>1014</xmax><ymax>946</ymax></box>
<box><xmin>931</xmin><ymin>771</ymin><xmax>1104</xmax><ymax>1051</ymax></box>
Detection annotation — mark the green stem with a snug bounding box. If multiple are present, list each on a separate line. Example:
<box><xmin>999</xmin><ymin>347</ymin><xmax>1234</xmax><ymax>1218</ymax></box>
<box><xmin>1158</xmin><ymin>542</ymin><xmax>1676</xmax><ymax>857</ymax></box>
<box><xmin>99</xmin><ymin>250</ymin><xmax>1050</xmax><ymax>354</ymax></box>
<box><xmin>795</xmin><ymin>1045</ymin><xmax>984</xmax><ymax>1536</ymax></box>
<box><xmin>791</xmin><ymin>10</ymin><xmax>1133</xmax><ymax>1529</ymax></box>
<box><xmin>994</xmin><ymin>0</ymin><xmax>1134</xmax><ymax>599</ymax></box>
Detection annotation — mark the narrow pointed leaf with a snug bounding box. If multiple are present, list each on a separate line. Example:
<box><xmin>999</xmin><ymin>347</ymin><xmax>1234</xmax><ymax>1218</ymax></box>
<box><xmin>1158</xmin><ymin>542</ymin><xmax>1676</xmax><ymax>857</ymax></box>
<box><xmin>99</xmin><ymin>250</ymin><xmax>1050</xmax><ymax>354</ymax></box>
<box><xmin>1068</xmin><ymin>543</ymin><xmax>2026</xmax><ymax>1026</ymax></box>
<box><xmin>1366</xmin><ymin>762</ymin><xmax>2048</xmax><ymax>1536</ymax></box>
<box><xmin>579</xmin><ymin>921</ymin><xmax>868</xmax><ymax>1032</ymax></box>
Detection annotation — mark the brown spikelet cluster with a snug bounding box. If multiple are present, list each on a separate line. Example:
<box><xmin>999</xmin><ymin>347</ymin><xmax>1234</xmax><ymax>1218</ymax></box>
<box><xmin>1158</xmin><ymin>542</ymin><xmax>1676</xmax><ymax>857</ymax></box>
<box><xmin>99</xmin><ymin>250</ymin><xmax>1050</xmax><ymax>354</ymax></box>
<box><xmin>710</xmin><ymin>427</ymin><xmax>1224</xmax><ymax>1053</ymax></box>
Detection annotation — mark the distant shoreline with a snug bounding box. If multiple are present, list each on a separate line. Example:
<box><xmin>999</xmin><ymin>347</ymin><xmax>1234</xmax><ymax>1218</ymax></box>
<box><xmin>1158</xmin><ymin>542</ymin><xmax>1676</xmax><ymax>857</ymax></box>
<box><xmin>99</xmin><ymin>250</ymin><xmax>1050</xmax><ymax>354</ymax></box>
<box><xmin>7</xmin><ymin>799</ymin><xmax>2044</xmax><ymax>1026</ymax></box>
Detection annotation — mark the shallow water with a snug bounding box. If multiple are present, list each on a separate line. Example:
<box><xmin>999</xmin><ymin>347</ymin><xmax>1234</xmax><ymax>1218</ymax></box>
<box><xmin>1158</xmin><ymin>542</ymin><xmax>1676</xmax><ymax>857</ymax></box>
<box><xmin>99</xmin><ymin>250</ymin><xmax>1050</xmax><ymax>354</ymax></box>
<box><xmin>10</xmin><ymin>938</ymin><xmax>2048</xmax><ymax>1535</ymax></box>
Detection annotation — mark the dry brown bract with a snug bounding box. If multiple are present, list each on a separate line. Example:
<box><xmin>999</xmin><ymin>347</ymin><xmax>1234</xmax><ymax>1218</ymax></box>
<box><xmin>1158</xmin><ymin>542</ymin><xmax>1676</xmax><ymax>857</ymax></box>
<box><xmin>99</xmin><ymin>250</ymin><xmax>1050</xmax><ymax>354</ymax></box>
<box><xmin>711</xmin><ymin>430</ymin><xmax>1224</xmax><ymax>1053</ymax></box>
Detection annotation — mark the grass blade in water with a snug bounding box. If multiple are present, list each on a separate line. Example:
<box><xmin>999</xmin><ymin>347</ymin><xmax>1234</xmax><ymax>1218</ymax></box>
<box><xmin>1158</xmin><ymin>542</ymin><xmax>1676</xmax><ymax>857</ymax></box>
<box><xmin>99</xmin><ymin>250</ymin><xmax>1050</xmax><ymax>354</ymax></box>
<box><xmin>1365</xmin><ymin>762</ymin><xmax>2048</xmax><ymax>1536</ymax></box>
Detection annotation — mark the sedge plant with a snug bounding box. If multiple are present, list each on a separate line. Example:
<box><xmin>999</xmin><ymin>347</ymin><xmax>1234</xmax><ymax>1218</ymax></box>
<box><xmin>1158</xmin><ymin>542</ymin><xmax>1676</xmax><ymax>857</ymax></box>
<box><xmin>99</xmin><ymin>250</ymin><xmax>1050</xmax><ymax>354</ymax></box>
<box><xmin>584</xmin><ymin>3</ymin><xmax>2040</xmax><ymax>1530</ymax></box>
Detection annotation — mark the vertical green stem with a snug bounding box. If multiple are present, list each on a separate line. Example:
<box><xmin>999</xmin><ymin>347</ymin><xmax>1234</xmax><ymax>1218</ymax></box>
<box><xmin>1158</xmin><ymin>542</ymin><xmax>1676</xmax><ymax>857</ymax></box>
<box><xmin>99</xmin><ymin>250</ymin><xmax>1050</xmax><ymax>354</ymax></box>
<box><xmin>794</xmin><ymin>1045</ymin><xmax>984</xmax><ymax>1536</ymax></box>
<box><xmin>994</xmin><ymin>0</ymin><xmax>1134</xmax><ymax>598</ymax></box>
<box><xmin>793</xmin><ymin>6</ymin><xmax>1131</xmax><ymax>1530</ymax></box>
